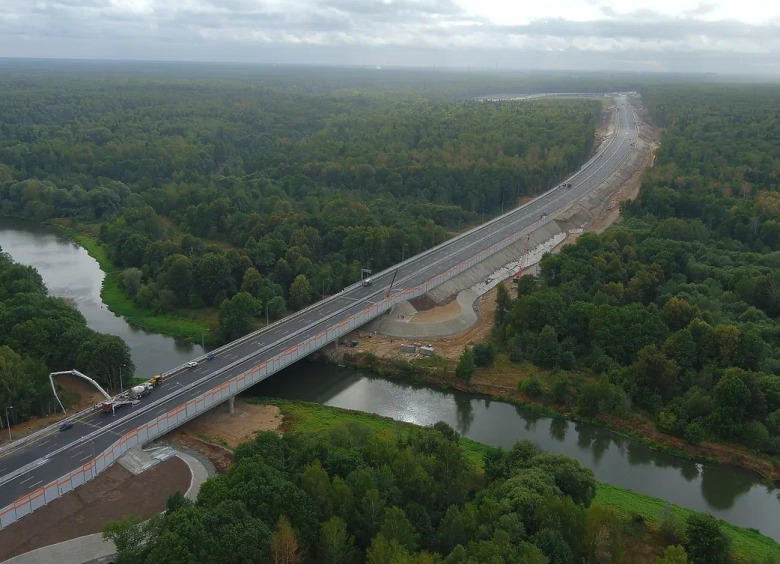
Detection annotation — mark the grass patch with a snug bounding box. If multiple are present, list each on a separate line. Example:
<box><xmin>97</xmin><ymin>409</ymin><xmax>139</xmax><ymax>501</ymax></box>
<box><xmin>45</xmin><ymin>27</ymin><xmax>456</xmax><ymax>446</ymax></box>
<box><xmin>254</xmin><ymin>398</ymin><xmax>779</xmax><ymax>562</ymax></box>
<box><xmin>596</xmin><ymin>482</ymin><xmax>780</xmax><ymax>562</ymax></box>
<box><xmin>52</xmin><ymin>224</ymin><xmax>214</xmax><ymax>343</ymax></box>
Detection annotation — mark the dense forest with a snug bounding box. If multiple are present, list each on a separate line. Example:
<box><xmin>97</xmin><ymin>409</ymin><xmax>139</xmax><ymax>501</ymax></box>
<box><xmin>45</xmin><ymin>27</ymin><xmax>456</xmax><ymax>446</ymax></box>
<box><xmin>103</xmin><ymin>421</ymin><xmax>739</xmax><ymax>564</ymax></box>
<box><xmin>484</xmin><ymin>84</ymin><xmax>780</xmax><ymax>457</ymax></box>
<box><xmin>0</xmin><ymin>248</ymin><xmax>133</xmax><ymax>425</ymax></box>
<box><xmin>0</xmin><ymin>68</ymin><xmax>600</xmax><ymax>342</ymax></box>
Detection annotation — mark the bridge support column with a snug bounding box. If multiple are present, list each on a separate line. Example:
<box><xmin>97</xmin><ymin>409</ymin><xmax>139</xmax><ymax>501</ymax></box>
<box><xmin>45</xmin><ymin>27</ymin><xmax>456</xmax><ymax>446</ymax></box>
<box><xmin>228</xmin><ymin>395</ymin><xmax>235</xmax><ymax>414</ymax></box>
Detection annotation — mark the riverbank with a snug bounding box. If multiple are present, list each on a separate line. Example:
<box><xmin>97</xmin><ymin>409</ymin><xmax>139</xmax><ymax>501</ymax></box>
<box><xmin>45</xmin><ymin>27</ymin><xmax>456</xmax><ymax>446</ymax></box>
<box><xmin>335</xmin><ymin>350</ymin><xmax>780</xmax><ymax>484</ymax></box>
<box><xmin>177</xmin><ymin>396</ymin><xmax>780</xmax><ymax>563</ymax></box>
<box><xmin>48</xmin><ymin>221</ymin><xmax>214</xmax><ymax>344</ymax></box>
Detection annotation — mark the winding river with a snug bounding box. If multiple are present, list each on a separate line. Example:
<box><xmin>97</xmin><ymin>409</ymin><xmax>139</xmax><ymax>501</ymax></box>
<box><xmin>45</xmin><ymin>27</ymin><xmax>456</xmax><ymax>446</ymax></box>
<box><xmin>1</xmin><ymin>219</ymin><xmax>778</xmax><ymax>542</ymax></box>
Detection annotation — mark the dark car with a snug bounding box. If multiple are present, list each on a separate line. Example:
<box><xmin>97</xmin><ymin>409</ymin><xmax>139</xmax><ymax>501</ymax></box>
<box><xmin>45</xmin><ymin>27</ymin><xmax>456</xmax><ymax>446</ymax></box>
<box><xmin>205</xmin><ymin>353</ymin><xmax>216</xmax><ymax>361</ymax></box>
<box><xmin>59</xmin><ymin>422</ymin><xmax>73</xmax><ymax>432</ymax></box>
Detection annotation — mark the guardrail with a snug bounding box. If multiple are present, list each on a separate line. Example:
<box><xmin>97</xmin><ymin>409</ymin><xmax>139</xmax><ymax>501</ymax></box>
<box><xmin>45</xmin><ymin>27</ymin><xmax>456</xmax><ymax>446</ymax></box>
<box><xmin>0</xmin><ymin>96</ymin><xmax>635</xmax><ymax>530</ymax></box>
<box><xmin>0</xmin><ymin>208</ymin><xmax>552</xmax><ymax>530</ymax></box>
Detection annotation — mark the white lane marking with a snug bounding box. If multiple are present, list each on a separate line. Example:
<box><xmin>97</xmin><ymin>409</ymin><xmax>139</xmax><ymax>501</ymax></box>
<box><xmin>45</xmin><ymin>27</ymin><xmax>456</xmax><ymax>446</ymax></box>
<box><xmin>19</xmin><ymin>474</ymin><xmax>37</xmax><ymax>484</ymax></box>
<box><xmin>69</xmin><ymin>449</ymin><xmax>85</xmax><ymax>458</ymax></box>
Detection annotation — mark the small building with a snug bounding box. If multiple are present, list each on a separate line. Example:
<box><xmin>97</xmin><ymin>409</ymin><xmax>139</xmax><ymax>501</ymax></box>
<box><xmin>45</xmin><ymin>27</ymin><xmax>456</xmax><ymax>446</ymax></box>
<box><xmin>419</xmin><ymin>345</ymin><xmax>434</xmax><ymax>356</ymax></box>
<box><xmin>400</xmin><ymin>344</ymin><xmax>416</xmax><ymax>353</ymax></box>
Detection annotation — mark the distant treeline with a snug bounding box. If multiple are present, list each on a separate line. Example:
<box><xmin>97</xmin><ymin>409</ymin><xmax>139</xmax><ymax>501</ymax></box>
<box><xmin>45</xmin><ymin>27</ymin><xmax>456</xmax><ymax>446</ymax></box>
<box><xmin>0</xmin><ymin>70</ymin><xmax>601</xmax><ymax>341</ymax></box>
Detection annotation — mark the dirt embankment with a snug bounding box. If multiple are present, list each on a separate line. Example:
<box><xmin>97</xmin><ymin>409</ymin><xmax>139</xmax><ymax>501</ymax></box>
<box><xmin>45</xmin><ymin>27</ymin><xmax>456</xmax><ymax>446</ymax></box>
<box><xmin>0</xmin><ymin>457</ymin><xmax>190</xmax><ymax>562</ymax></box>
<box><xmin>166</xmin><ymin>401</ymin><xmax>282</xmax><ymax>474</ymax></box>
<box><xmin>0</xmin><ymin>401</ymin><xmax>283</xmax><ymax>561</ymax></box>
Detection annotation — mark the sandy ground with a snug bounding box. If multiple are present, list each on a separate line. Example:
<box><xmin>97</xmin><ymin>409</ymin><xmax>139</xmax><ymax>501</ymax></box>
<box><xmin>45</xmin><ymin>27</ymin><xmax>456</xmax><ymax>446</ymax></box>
<box><xmin>411</xmin><ymin>299</ymin><xmax>462</xmax><ymax>323</ymax></box>
<box><xmin>166</xmin><ymin>401</ymin><xmax>282</xmax><ymax>474</ymax></box>
<box><xmin>0</xmin><ymin>456</ymin><xmax>190</xmax><ymax>562</ymax></box>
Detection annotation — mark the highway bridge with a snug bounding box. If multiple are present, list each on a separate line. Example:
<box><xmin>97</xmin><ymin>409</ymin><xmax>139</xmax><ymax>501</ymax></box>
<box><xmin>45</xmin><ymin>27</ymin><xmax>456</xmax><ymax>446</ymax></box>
<box><xmin>0</xmin><ymin>94</ymin><xmax>639</xmax><ymax>529</ymax></box>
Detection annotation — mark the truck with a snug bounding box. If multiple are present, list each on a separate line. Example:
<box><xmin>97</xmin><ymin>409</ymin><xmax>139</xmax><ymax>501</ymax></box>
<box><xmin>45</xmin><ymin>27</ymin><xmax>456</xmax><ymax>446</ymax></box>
<box><xmin>100</xmin><ymin>378</ymin><xmax>159</xmax><ymax>413</ymax></box>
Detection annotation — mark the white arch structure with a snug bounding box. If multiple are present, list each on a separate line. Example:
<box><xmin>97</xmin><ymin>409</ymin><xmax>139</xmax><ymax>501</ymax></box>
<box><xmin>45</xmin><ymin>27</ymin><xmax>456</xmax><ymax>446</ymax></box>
<box><xmin>49</xmin><ymin>370</ymin><xmax>112</xmax><ymax>415</ymax></box>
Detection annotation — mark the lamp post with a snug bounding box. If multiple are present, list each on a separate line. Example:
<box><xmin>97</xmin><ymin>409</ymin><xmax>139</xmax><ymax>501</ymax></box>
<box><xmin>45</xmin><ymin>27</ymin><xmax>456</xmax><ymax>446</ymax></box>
<box><xmin>501</xmin><ymin>200</ymin><xmax>508</xmax><ymax>214</ymax></box>
<box><xmin>402</xmin><ymin>244</ymin><xmax>408</xmax><ymax>262</ymax></box>
<box><xmin>5</xmin><ymin>406</ymin><xmax>12</xmax><ymax>442</ymax></box>
<box><xmin>119</xmin><ymin>364</ymin><xmax>125</xmax><ymax>393</ymax></box>
<box><xmin>200</xmin><ymin>329</ymin><xmax>209</xmax><ymax>351</ymax></box>
<box><xmin>266</xmin><ymin>301</ymin><xmax>270</xmax><ymax>326</ymax></box>
<box><xmin>322</xmin><ymin>278</ymin><xmax>330</xmax><ymax>300</ymax></box>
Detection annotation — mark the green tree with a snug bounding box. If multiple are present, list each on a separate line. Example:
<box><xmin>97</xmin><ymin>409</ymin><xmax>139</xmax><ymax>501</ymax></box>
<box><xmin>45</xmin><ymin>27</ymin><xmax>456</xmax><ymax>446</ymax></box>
<box><xmin>380</xmin><ymin>506</ymin><xmax>420</xmax><ymax>553</ymax></box>
<box><xmin>709</xmin><ymin>373</ymin><xmax>751</xmax><ymax>439</ymax></box>
<box><xmin>218</xmin><ymin>292</ymin><xmax>260</xmax><ymax>343</ymax></box>
<box><xmin>684</xmin><ymin>513</ymin><xmax>730</xmax><ymax>564</ymax></box>
<box><xmin>494</xmin><ymin>282</ymin><xmax>511</xmax><ymax>329</ymax></box>
<box><xmin>267</xmin><ymin>295</ymin><xmax>287</xmax><ymax>321</ymax></box>
<box><xmin>533</xmin><ymin>325</ymin><xmax>560</xmax><ymax>369</ymax></box>
<box><xmin>472</xmin><ymin>343</ymin><xmax>495</xmax><ymax>367</ymax></box>
<box><xmin>455</xmin><ymin>347</ymin><xmax>476</xmax><ymax>384</ymax></box>
<box><xmin>656</xmin><ymin>545</ymin><xmax>688</xmax><ymax>564</ymax></box>
<box><xmin>76</xmin><ymin>334</ymin><xmax>134</xmax><ymax>390</ymax></box>
<box><xmin>289</xmin><ymin>274</ymin><xmax>313</xmax><ymax>310</ymax></box>
<box><xmin>319</xmin><ymin>517</ymin><xmax>357</xmax><ymax>564</ymax></box>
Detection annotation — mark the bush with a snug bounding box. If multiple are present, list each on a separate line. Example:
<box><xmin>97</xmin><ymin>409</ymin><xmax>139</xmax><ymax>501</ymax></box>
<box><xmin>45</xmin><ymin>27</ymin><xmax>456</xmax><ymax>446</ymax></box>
<box><xmin>683</xmin><ymin>422</ymin><xmax>706</xmax><ymax>446</ymax></box>
<box><xmin>552</xmin><ymin>376</ymin><xmax>571</xmax><ymax>404</ymax></box>
<box><xmin>472</xmin><ymin>343</ymin><xmax>495</xmax><ymax>367</ymax></box>
<box><xmin>685</xmin><ymin>513</ymin><xmax>730</xmax><ymax>564</ymax></box>
<box><xmin>455</xmin><ymin>347</ymin><xmax>476</xmax><ymax>383</ymax></box>
<box><xmin>741</xmin><ymin>421</ymin><xmax>770</xmax><ymax>451</ymax></box>
<box><xmin>521</xmin><ymin>376</ymin><xmax>544</xmax><ymax>398</ymax></box>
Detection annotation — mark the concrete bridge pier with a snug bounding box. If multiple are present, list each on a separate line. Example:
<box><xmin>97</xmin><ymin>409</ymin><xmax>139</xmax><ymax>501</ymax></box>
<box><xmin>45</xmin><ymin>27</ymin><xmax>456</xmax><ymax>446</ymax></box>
<box><xmin>227</xmin><ymin>395</ymin><xmax>235</xmax><ymax>414</ymax></box>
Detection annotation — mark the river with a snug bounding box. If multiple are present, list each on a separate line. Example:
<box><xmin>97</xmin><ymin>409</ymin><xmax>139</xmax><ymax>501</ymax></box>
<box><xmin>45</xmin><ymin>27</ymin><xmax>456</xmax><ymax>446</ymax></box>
<box><xmin>1</xmin><ymin>219</ymin><xmax>778</xmax><ymax>541</ymax></box>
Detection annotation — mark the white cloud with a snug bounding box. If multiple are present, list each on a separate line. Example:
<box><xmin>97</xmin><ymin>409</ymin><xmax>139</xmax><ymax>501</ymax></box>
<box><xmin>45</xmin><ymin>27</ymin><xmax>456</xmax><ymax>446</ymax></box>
<box><xmin>0</xmin><ymin>0</ymin><xmax>778</xmax><ymax>73</ymax></box>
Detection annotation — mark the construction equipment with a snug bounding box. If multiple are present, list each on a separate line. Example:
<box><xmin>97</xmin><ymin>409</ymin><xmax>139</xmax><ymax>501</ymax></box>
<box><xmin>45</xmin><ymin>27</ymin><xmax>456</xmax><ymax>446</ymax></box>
<box><xmin>513</xmin><ymin>235</ymin><xmax>531</xmax><ymax>283</ymax></box>
<box><xmin>49</xmin><ymin>369</ymin><xmax>163</xmax><ymax>416</ymax></box>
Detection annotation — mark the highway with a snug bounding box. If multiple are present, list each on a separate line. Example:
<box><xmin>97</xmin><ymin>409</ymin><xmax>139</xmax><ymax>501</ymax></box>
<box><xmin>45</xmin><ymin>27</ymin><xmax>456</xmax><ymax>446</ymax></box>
<box><xmin>0</xmin><ymin>95</ymin><xmax>639</xmax><ymax>513</ymax></box>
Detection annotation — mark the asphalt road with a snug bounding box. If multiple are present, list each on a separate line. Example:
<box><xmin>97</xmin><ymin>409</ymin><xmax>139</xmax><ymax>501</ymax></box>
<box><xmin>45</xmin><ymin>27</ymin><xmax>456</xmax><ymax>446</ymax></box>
<box><xmin>0</xmin><ymin>95</ymin><xmax>638</xmax><ymax>511</ymax></box>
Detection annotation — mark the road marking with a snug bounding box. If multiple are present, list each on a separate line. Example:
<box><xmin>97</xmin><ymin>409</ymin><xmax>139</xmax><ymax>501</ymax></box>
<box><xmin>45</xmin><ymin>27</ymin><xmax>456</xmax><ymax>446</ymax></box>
<box><xmin>19</xmin><ymin>474</ymin><xmax>37</xmax><ymax>485</ymax></box>
<box><xmin>69</xmin><ymin>449</ymin><xmax>85</xmax><ymax>458</ymax></box>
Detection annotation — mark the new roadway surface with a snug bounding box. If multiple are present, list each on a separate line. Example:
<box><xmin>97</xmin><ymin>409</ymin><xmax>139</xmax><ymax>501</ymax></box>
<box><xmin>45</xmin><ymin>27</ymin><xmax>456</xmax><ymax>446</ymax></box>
<box><xmin>0</xmin><ymin>95</ymin><xmax>639</xmax><ymax>510</ymax></box>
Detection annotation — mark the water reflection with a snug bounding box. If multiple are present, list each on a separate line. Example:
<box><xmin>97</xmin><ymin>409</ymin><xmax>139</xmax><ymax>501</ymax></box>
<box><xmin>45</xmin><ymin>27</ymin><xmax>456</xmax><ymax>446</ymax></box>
<box><xmin>255</xmin><ymin>364</ymin><xmax>780</xmax><ymax>542</ymax></box>
<box><xmin>701</xmin><ymin>466</ymin><xmax>756</xmax><ymax>510</ymax></box>
<box><xmin>549</xmin><ymin>418</ymin><xmax>567</xmax><ymax>442</ymax></box>
<box><xmin>455</xmin><ymin>395</ymin><xmax>474</xmax><ymax>435</ymax></box>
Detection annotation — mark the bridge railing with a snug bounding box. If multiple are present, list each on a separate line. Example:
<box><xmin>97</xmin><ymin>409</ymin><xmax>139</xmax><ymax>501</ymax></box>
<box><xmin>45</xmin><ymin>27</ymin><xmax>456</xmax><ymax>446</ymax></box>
<box><xmin>0</xmin><ymin>208</ymin><xmax>550</xmax><ymax>530</ymax></box>
<box><xmin>1</xmin><ymin>97</ymin><xmax>632</xmax><ymax>529</ymax></box>
<box><xmin>0</xmin><ymin>97</ymin><xmax>624</xmax><ymax>459</ymax></box>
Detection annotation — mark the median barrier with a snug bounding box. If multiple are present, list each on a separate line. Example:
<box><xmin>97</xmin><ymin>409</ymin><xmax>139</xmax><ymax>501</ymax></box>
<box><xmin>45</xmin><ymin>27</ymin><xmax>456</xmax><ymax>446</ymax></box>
<box><xmin>0</xmin><ymin>95</ymin><xmax>635</xmax><ymax>531</ymax></box>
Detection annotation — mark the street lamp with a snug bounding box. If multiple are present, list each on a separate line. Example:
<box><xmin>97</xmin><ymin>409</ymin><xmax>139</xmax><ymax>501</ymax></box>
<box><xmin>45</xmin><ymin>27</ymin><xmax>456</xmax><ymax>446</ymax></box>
<box><xmin>322</xmin><ymin>278</ymin><xmax>330</xmax><ymax>300</ymax></box>
<box><xmin>119</xmin><ymin>364</ymin><xmax>126</xmax><ymax>393</ymax></box>
<box><xmin>201</xmin><ymin>329</ymin><xmax>209</xmax><ymax>350</ymax></box>
<box><xmin>5</xmin><ymin>406</ymin><xmax>12</xmax><ymax>442</ymax></box>
<box><xmin>266</xmin><ymin>301</ymin><xmax>270</xmax><ymax>326</ymax></box>
<box><xmin>501</xmin><ymin>200</ymin><xmax>508</xmax><ymax>214</ymax></box>
<box><xmin>402</xmin><ymin>244</ymin><xmax>408</xmax><ymax>262</ymax></box>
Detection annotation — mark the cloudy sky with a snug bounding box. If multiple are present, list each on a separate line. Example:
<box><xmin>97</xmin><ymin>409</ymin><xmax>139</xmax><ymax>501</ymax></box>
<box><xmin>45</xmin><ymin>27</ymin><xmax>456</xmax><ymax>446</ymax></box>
<box><xmin>0</xmin><ymin>0</ymin><xmax>778</xmax><ymax>74</ymax></box>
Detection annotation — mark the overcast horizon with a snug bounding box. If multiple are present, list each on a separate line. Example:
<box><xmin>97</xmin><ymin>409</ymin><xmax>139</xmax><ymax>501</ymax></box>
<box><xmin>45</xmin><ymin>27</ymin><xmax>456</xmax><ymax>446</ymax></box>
<box><xmin>0</xmin><ymin>0</ymin><xmax>778</xmax><ymax>76</ymax></box>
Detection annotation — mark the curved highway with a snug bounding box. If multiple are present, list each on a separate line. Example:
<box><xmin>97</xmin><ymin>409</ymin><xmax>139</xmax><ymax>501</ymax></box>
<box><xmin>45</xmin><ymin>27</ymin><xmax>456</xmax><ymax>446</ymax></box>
<box><xmin>0</xmin><ymin>94</ymin><xmax>639</xmax><ymax>513</ymax></box>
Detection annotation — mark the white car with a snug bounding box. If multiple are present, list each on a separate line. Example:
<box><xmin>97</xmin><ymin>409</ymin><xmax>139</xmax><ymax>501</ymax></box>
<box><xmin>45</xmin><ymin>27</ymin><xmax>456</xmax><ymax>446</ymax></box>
<box><xmin>186</xmin><ymin>361</ymin><xmax>198</xmax><ymax>368</ymax></box>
